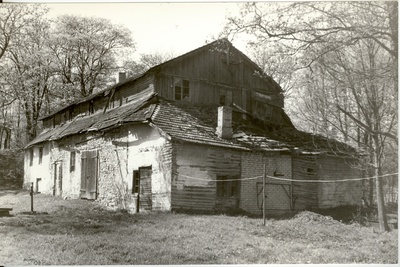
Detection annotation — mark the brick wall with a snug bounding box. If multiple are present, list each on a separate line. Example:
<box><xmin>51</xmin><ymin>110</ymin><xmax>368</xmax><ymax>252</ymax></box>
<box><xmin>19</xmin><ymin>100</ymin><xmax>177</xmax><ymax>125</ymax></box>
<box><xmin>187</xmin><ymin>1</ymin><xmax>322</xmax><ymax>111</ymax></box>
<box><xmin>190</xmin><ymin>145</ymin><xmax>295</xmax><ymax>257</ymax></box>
<box><xmin>240</xmin><ymin>151</ymin><xmax>292</xmax><ymax>215</ymax></box>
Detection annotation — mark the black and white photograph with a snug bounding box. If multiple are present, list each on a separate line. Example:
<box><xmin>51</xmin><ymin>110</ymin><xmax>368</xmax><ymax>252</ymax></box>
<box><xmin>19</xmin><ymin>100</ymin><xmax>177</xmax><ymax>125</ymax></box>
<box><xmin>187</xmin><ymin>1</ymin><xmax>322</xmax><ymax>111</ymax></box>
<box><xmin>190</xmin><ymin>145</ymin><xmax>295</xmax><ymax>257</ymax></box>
<box><xmin>0</xmin><ymin>1</ymin><xmax>398</xmax><ymax>265</ymax></box>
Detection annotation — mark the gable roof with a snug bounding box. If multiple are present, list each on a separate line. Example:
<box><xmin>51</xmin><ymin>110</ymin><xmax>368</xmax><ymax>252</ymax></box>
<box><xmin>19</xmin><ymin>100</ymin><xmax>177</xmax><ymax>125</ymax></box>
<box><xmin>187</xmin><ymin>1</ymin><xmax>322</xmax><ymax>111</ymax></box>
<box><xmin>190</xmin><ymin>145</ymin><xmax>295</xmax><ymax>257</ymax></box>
<box><xmin>40</xmin><ymin>38</ymin><xmax>281</xmax><ymax>121</ymax></box>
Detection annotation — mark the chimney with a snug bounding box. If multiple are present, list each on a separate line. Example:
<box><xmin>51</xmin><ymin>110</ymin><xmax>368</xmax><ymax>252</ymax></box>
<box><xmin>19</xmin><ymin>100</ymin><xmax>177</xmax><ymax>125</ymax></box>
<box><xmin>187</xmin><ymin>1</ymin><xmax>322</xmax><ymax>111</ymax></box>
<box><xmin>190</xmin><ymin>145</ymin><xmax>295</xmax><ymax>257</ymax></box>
<box><xmin>117</xmin><ymin>72</ymin><xmax>126</xmax><ymax>83</ymax></box>
<box><xmin>216</xmin><ymin>106</ymin><xmax>233</xmax><ymax>139</ymax></box>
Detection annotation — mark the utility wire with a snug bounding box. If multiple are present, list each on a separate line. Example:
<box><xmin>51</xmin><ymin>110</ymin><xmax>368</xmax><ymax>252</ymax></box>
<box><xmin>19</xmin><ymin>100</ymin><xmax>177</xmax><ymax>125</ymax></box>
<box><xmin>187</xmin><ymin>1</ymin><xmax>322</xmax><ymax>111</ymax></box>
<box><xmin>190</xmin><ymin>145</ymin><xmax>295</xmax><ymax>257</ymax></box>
<box><xmin>175</xmin><ymin>173</ymin><xmax>262</xmax><ymax>182</ymax></box>
<box><xmin>265</xmin><ymin>173</ymin><xmax>398</xmax><ymax>183</ymax></box>
<box><xmin>174</xmin><ymin>172</ymin><xmax>398</xmax><ymax>183</ymax></box>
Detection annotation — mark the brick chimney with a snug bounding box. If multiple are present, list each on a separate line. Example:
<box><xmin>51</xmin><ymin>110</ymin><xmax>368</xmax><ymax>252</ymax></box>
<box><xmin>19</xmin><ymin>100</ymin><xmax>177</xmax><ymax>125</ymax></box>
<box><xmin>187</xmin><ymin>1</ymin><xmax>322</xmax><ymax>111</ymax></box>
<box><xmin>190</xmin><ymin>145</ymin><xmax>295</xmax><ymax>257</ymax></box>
<box><xmin>216</xmin><ymin>106</ymin><xmax>233</xmax><ymax>139</ymax></box>
<box><xmin>117</xmin><ymin>72</ymin><xmax>126</xmax><ymax>83</ymax></box>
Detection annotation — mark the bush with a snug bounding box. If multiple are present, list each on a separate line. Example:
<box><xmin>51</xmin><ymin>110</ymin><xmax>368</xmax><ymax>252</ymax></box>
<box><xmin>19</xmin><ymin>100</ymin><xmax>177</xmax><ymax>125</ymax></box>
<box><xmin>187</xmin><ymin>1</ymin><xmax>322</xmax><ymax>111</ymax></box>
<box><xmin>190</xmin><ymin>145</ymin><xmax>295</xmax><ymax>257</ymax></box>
<box><xmin>0</xmin><ymin>149</ymin><xmax>24</xmax><ymax>189</ymax></box>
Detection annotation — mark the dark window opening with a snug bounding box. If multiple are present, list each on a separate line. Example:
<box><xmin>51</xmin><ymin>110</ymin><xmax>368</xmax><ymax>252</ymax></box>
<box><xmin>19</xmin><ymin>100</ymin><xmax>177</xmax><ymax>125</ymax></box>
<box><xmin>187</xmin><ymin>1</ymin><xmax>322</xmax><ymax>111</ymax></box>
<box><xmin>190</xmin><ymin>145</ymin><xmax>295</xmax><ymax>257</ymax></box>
<box><xmin>29</xmin><ymin>149</ymin><xmax>34</xmax><ymax>166</ymax></box>
<box><xmin>38</xmin><ymin>147</ymin><xmax>43</xmax><ymax>165</ymax></box>
<box><xmin>217</xmin><ymin>176</ymin><xmax>238</xmax><ymax>197</ymax></box>
<box><xmin>307</xmin><ymin>168</ymin><xmax>315</xmax><ymax>174</ymax></box>
<box><xmin>220</xmin><ymin>94</ymin><xmax>226</xmax><ymax>105</ymax></box>
<box><xmin>175</xmin><ymin>85</ymin><xmax>182</xmax><ymax>100</ymax></box>
<box><xmin>69</xmin><ymin>108</ymin><xmax>74</xmax><ymax>121</ymax></box>
<box><xmin>174</xmin><ymin>78</ymin><xmax>190</xmax><ymax>100</ymax></box>
<box><xmin>89</xmin><ymin>102</ymin><xmax>94</xmax><ymax>115</ymax></box>
<box><xmin>182</xmin><ymin>80</ymin><xmax>189</xmax><ymax>99</ymax></box>
<box><xmin>70</xmin><ymin>151</ymin><xmax>76</xmax><ymax>172</ymax></box>
<box><xmin>132</xmin><ymin>170</ymin><xmax>140</xmax><ymax>194</ymax></box>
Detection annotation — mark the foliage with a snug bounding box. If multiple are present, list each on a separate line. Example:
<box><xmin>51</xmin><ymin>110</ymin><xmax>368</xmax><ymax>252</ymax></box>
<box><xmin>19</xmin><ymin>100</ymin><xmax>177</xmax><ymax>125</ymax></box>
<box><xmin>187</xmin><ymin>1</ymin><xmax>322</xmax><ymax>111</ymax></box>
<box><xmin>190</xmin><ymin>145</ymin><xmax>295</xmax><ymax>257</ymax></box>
<box><xmin>0</xmin><ymin>6</ymin><xmax>136</xmax><ymax>146</ymax></box>
<box><xmin>0</xmin><ymin>149</ymin><xmax>24</xmax><ymax>189</ymax></box>
<box><xmin>1</xmin><ymin>5</ymin><xmax>53</xmax><ymax>143</ymax></box>
<box><xmin>122</xmin><ymin>51</ymin><xmax>175</xmax><ymax>78</ymax></box>
<box><xmin>50</xmin><ymin>15</ymin><xmax>134</xmax><ymax>97</ymax></box>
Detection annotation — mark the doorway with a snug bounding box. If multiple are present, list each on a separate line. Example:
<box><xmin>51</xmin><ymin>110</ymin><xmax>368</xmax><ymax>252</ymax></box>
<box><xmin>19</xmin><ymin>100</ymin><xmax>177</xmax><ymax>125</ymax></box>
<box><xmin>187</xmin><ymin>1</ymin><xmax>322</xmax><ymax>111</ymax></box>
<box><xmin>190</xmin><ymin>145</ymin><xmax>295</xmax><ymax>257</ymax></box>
<box><xmin>80</xmin><ymin>150</ymin><xmax>98</xmax><ymax>200</ymax></box>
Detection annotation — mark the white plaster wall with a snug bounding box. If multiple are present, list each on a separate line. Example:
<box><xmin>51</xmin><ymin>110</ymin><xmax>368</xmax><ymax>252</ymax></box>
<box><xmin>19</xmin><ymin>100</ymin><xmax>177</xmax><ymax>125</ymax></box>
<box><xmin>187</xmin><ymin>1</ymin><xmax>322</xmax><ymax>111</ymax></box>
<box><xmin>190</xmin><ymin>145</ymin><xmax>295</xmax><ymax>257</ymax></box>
<box><xmin>24</xmin><ymin>143</ymin><xmax>52</xmax><ymax>194</ymax></box>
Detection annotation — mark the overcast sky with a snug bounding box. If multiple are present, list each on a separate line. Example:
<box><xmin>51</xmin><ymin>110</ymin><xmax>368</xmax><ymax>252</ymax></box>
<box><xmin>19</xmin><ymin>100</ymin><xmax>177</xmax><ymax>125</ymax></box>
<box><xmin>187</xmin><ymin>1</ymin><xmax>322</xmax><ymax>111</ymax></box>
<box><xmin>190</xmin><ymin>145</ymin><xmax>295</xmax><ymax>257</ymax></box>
<box><xmin>41</xmin><ymin>2</ymin><xmax>245</xmax><ymax>59</ymax></box>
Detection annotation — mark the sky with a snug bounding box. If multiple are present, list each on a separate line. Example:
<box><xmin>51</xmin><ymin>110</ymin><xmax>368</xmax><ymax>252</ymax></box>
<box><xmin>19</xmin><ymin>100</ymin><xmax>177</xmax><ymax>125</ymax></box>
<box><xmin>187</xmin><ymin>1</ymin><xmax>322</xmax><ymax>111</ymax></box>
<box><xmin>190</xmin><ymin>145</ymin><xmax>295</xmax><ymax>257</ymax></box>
<box><xmin>39</xmin><ymin>2</ymin><xmax>245</xmax><ymax>60</ymax></box>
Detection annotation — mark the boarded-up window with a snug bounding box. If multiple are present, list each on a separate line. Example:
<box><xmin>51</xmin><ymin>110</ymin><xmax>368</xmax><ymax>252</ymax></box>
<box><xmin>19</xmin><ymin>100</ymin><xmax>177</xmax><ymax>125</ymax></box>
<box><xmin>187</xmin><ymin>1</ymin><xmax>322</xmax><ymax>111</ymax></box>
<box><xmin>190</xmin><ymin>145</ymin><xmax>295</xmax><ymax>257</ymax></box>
<box><xmin>70</xmin><ymin>151</ymin><xmax>76</xmax><ymax>172</ymax></box>
<box><xmin>217</xmin><ymin>176</ymin><xmax>238</xmax><ymax>197</ymax></box>
<box><xmin>132</xmin><ymin>170</ymin><xmax>140</xmax><ymax>194</ymax></box>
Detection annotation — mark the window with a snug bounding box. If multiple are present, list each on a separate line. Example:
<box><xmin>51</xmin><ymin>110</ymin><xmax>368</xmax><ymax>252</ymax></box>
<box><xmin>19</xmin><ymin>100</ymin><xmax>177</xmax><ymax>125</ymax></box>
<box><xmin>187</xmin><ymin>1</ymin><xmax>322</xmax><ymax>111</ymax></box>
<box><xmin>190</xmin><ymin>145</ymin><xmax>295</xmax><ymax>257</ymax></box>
<box><xmin>38</xmin><ymin>147</ymin><xmax>43</xmax><ymax>165</ymax></box>
<box><xmin>89</xmin><ymin>102</ymin><xmax>94</xmax><ymax>115</ymax></box>
<box><xmin>68</xmin><ymin>108</ymin><xmax>74</xmax><ymax>121</ymax></box>
<box><xmin>220</xmin><ymin>94</ymin><xmax>226</xmax><ymax>105</ymax></box>
<box><xmin>132</xmin><ymin>170</ymin><xmax>140</xmax><ymax>194</ymax></box>
<box><xmin>217</xmin><ymin>176</ymin><xmax>238</xmax><ymax>197</ymax></box>
<box><xmin>219</xmin><ymin>89</ymin><xmax>232</xmax><ymax>106</ymax></box>
<box><xmin>307</xmin><ymin>168</ymin><xmax>315</xmax><ymax>175</ymax></box>
<box><xmin>29</xmin><ymin>149</ymin><xmax>34</xmax><ymax>166</ymax></box>
<box><xmin>70</xmin><ymin>151</ymin><xmax>76</xmax><ymax>172</ymax></box>
<box><xmin>174</xmin><ymin>78</ymin><xmax>190</xmax><ymax>100</ymax></box>
<box><xmin>36</xmin><ymin>178</ymin><xmax>42</xmax><ymax>193</ymax></box>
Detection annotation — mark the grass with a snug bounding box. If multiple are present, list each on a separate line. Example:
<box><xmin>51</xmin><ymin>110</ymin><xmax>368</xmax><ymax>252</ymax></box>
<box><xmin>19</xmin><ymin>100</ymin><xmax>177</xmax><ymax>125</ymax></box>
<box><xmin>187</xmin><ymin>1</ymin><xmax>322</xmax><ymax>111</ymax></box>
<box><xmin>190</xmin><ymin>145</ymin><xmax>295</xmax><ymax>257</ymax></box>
<box><xmin>0</xmin><ymin>190</ymin><xmax>398</xmax><ymax>265</ymax></box>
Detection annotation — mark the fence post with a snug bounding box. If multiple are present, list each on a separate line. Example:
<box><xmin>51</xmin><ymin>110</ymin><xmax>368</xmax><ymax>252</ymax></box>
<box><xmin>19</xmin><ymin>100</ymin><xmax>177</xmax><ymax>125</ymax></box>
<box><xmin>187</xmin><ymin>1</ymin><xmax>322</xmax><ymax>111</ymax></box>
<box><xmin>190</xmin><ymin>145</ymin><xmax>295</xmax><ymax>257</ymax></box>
<box><xmin>263</xmin><ymin>163</ymin><xmax>266</xmax><ymax>226</ymax></box>
<box><xmin>30</xmin><ymin>182</ymin><xmax>34</xmax><ymax>213</ymax></box>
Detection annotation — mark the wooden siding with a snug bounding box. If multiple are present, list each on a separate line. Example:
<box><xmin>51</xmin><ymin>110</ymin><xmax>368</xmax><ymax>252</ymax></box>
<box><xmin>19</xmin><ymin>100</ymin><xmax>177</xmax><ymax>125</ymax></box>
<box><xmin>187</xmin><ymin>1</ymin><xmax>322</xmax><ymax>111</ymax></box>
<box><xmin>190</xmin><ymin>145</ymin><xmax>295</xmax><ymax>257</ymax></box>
<box><xmin>171</xmin><ymin>143</ymin><xmax>241</xmax><ymax>213</ymax></box>
<box><xmin>318</xmin><ymin>155</ymin><xmax>362</xmax><ymax>208</ymax></box>
<box><xmin>113</xmin><ymin>75</ymin><xmax>155</xmax><ymax>106</ymax></box>
<box><xmin>292</xmin><ymin>155</ymin><xmax>319</xmax><ymax>210</ymax></box>
<box><xmin>153</xmin><ymin>44</ymin><xmax>284</xmax><ymax>125</ymax></box>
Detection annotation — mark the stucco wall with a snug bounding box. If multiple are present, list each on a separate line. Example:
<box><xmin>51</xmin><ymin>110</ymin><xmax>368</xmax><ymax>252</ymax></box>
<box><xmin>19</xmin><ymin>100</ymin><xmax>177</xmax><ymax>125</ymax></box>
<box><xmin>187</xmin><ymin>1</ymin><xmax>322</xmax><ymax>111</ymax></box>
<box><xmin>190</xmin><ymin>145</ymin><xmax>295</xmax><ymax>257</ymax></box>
<box><xmin>24</xmin><ymin>143</ymin><xmax>52</xmax><ymax>194</ymax></box>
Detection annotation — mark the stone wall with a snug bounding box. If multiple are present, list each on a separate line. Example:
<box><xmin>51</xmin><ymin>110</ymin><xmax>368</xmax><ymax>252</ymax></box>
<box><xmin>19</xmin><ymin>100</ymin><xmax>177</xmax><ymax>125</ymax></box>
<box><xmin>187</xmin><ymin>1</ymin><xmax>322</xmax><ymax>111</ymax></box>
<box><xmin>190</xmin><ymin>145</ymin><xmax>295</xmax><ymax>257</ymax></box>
<box><xmin>25</xmin><ymin>123</ymin><xmax>172</xmax><ymax>213</ymax></box>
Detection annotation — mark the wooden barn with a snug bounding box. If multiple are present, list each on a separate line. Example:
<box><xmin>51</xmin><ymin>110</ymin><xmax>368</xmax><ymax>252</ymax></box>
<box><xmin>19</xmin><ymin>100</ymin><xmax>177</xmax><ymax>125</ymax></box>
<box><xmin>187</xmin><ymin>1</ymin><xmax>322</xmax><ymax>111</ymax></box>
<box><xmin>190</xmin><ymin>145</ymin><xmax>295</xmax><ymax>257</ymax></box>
<box><xmin>24</xmin><ymin>39</ymin><xmax>362</xmax><ymax>214</ymax></box>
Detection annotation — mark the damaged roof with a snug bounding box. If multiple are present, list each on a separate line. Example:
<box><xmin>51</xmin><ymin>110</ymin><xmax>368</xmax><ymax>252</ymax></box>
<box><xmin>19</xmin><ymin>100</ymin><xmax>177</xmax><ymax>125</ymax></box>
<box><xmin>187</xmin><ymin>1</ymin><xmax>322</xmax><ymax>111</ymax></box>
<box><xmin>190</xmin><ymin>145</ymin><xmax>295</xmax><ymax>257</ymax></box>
<box><xmin>27</xmin><ymin>88</ymin><xmax>356</xmax><ymax>156</ymax></box>
<box><xmin>26</xmin><ymin>88</ymin><xmax>157</xmax><ymax>148</ymax></box>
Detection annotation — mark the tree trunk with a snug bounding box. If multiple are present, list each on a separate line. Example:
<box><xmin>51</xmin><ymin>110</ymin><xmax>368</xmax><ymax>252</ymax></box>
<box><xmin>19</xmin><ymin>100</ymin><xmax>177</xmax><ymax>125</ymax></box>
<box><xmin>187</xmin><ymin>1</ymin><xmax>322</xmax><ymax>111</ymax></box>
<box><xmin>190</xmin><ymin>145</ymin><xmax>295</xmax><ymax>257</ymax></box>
<box><xmin>373</xmin><ymin>135</ymin><xmax>390</xmax><ymax>231</ymax></box>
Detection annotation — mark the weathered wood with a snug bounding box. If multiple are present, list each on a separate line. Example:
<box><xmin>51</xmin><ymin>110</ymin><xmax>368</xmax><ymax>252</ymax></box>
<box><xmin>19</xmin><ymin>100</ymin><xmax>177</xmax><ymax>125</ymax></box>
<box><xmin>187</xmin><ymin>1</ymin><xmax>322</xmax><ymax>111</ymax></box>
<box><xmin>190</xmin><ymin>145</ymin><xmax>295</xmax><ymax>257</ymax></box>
<box><xmin>0</xmin><ymin>208</ymin><xmax>12</xmax><ymax>216</ymax></box>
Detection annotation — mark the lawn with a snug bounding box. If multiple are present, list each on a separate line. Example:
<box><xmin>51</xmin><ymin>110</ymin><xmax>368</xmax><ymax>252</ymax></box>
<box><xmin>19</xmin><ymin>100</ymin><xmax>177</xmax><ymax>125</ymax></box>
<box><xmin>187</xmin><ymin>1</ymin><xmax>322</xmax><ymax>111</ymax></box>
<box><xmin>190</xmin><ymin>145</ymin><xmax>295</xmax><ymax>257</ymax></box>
<box><xmin>0</xmin><ymin>190</ymin><xmax>397</xmax><ymax>265</ymax></box>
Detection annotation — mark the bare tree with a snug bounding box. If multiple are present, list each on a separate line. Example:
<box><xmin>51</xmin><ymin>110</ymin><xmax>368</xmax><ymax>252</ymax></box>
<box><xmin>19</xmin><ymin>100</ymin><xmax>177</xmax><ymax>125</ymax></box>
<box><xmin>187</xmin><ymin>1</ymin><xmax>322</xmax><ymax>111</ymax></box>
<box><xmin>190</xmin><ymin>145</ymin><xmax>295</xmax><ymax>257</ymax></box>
<box><xmin>0</xmin><ymin>4</ymin><xmax>43</xmax><ymax>61</ymax></box>
<box><xmin>122</xmin><ymin>51</ymin><xmax>175</xmax><ymax>78</ymax></box>
<box><xmin>3</xmin><ymin>7</ymin><xmax>55</xmax><ymax>143</ymax></box>
<box><xmin>50</xmin><ymin>15</ymin><xmax>134</xmax><ymax>97</ymax></box>
<box><xmin>224</xmin><ymin>1</ymin><xmax>397</xmax><ymax>231</ymax></box>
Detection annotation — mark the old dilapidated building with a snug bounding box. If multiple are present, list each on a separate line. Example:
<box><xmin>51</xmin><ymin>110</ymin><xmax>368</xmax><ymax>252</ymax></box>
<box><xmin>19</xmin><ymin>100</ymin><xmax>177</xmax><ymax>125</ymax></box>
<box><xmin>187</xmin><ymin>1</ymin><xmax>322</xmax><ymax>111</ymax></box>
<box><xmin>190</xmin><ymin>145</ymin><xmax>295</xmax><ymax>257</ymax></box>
<box><xmin>24</xmin><ymin>39</ymin><xmax>362</xmax><ymax>214</ymax></box>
